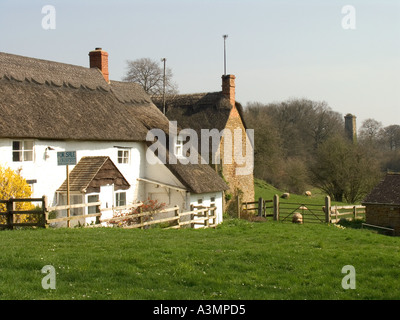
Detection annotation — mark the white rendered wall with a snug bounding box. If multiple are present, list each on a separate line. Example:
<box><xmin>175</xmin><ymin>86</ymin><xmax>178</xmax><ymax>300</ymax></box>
<box><xmin>0</xmin><ymin>139</ymin><xmax>144</xmax><ymax>207</ymax></box>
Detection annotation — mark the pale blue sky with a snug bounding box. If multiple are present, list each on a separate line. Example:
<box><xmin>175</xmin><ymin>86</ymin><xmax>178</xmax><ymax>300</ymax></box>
<box><xmin>1</xmin><ymin>0</ymin><xmax>399</xmax><ymax>127</ymax></box>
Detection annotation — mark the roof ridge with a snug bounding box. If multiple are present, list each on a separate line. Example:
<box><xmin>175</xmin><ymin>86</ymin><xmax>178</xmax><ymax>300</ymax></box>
<box><xmin>0</xmin><ymin>51</ymin><xmax>91</xmax><ymax>72</ymax></box>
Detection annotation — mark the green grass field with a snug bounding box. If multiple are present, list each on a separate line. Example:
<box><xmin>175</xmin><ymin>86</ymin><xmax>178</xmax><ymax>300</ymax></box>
<box><xmin>1</xmin><ymin>218</ymin><xmax>399</xmax><ymax>300</ymax></box>
<box><xmin>254</xmin><ymin>178</ymin><xmax>349</xmax><ymax>206</ymax></box>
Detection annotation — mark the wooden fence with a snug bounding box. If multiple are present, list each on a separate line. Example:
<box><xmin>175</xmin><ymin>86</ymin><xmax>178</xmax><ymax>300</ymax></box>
<box><xmin>1</xmin><ymin>194</ymin><xmax>366</xmax><ymax>230</ymax></box>
<box><xmin>0</xmin><ymin>196</ymin><xmax>217</xmax><ymax>230</ymax></box>
<box><xmin>110</xmin><ymin>205</ymin><xmax>218</xmax><ymax>230</ymax></box>
<box><xmin>330</xmin><ymin>204</ymin><xmax>366</xmax><ymax>223</ymax></box>
<box><xmin>241</xmin><ymin>197</ymin><xmax>273</xmax><ymax>218</ymax></box>
<box><xmin>0</xmin><ymin>197</ymin><xmax>47</xmax><ymax>230</ymax></box>
<box><xmin>240</xmin><ymin>195</ymin><xmax>365</xmax><ymax>224</ymax></box>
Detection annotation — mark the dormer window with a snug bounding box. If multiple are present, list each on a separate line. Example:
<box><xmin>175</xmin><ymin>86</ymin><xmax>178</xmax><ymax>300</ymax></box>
<box><xmin>12</xmin><ymin>140</ymin><xmax>34</xmax><ymax>162</ymax></box>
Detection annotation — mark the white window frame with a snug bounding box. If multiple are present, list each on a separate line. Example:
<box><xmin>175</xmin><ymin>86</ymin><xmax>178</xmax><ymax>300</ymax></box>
<box><xmin>174</xmin><ymin>137</ymin><xmax>184</xmax><ymax>158</ymax></box>
<box><xmin>210</xmin><ymin>196</ymin><xmax>216</xmax><ymax>208</ymax></box>
<box><xmin>117</xmin><ymin>149</ymin><xmax>130</xmax><ymax>164</ymax></box>
<box><xmin>115</xmin><ymin>191</ymin><xmax>127</xmax><ymax>207</ymax></box>
<box><xmin>12</xmin><ymin>140</ymin><xmax>34</xmax><ymax>162</ymax></box>
<box><xmin>87</xmin><ymin>194</ymin><xmax>100</xmax><ymax>215</ymax></box>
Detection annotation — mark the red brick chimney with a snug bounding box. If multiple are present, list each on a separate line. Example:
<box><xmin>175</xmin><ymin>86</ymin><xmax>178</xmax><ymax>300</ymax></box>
<box><xmin>89</xmin><ymin>48</ymin><xmax>109</xmax><ymax>83</ymax></box>
<box><xmin>222</xmin><ymin>74</ymin><xmax>235</xmax><ymax>107</ymax></box>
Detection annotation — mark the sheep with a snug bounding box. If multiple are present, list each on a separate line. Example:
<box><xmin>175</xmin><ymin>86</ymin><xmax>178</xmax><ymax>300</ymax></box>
<box><xmin>305</xmin><ymin>191</ymin><xmax>312</xmax><ymax>197</ymax></box>
<box><xmin>281</xmin><ymin>192</ymin><xmax>290</xmax><ymax>199</ymax></box>
<box><xmin>292</xmin><ymin>212</ymin><xmax>303</xmax><ymax>224</ymax></box>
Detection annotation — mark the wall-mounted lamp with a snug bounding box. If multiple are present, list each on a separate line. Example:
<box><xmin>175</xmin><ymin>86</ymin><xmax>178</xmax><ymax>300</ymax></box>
<box><xmin>44</xmin><ymin>146</ymin><xmax>55</xmax><ymax>160</ymax></box>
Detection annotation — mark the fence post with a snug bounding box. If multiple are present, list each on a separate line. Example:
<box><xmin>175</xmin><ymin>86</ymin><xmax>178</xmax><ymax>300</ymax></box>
<box><xmin>353</xmin><ymin>206</ymin><xmax>356</xmax><ymax>220</ymax></box>
<box><xmin>205</xmin><ymin>209</ymin><xmax>210</xmax><ymax>228</ymax></box>
<box><xmin>237</xmin><ymin>196</ymin><xmax>241</xmax><ymax>219</ymax></box>
<box><xmin>6</xmin><ymin>198</ymin><xmax>15</xmax><ymax>230</ymax></box>
<box><xmin>257</xmin><ymin>197</ymin><xmax>263</xmax><ymax>217</ymax></box>
<box><xmin>324</xmin><ymin>196</ymin><xmax>331</xmax><ymax>223</ymax></box>
<box><xmin>42</xmin><ymin>195</ymin><xmax>48</xmax><ymax>228</ymax></box>
<box><xmin>273</xmin><ymin>194</ymin><xmax>279</xmax><ymax>221</ymax></box>
<box><xmin>190</xmin><ymin>204</ymin><xmax>194</xmax><ymax>228</ymax></box>
<box><xmin>212</xmin><ymin>207</ymin><xmax>216</xmax><ymax>226</ymax></box>
<box><xmin>174</xmin><ymin>205</ymin><xmax>180</xmax><ymax>228</ymax></box>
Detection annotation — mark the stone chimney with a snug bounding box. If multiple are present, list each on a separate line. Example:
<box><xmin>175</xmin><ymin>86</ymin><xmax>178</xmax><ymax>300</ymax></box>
<box><xmin>222</xmin><ymin>74</ymin><xmax>236</xmax><ymax>107</ymax></box>
<box><xmin>344</xmin><ymin>113</ymin><xmax>357</xmax><ymax>143</ymax></box>
<box><xmin>89</xmin><ymin>48</ymin><xmax>109</xmax><ymax>83</ymax></box>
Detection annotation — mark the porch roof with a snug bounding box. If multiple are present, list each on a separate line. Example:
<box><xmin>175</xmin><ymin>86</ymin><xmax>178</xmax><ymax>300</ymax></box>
<box><xmin>137</xmin><ymin>177</ymin><xmax>188</xmax><ymax>193</ymax></box>
<box><xmin>57</xmin><ymin>156</ymin><xmax>130</xmax><ymax>194</ymax></box>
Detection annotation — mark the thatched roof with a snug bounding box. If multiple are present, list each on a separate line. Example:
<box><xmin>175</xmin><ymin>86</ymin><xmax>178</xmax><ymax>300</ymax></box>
<box><xmin>0</xmin><ymin>51</ymin><xmax>228</xmax><ymax>194</ymax></box>
<box><xmin>362</xmin><ymin>173</ymin><xmax>400</xmax><ymax>205</ymax></box>
<box><xmin>0</xmin><ymin>52</ymin><xmax>158</xmax><ymax>141</ymax></box>
<box><xmin>152</xmin><ymin>92</ymin><xmax>248</xmax><ymax>137</ymax></box>
<box><xmin>57</xmin><ymin>156</ymin><xmax>130</xmax><ymax>193</ymax></box>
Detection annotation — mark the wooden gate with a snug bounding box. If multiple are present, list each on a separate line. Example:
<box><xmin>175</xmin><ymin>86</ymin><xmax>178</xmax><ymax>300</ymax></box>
<box><xmin>278</xmin><ymin>202</ymin><xmax>326</xmax><ymax>224</ymax></box>
<box><xmin>239</xmin><ymin>195</ymin><xmax>332</xmax><ymax>224</ymax></box>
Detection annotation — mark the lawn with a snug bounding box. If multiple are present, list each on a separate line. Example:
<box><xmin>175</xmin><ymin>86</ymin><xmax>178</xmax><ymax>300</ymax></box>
<box><xmin>1</xmin><ymin>219</ymin><xmax>399</xmax><ymax>300</ymax></box>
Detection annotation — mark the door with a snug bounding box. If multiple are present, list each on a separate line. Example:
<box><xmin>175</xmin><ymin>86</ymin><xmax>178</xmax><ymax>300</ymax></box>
<box><xmin>99</xmin><ymin>184</ymin><xmax>114</xmax><ymax>220</ymax></box>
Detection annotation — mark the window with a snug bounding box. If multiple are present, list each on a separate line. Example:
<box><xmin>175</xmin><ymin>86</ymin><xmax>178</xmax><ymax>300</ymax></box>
<box><xmin>12</xmin><ymin>140</ymin><xmax>34</xmax><ymax>162</ymax></box>
<box><xmin>87</xmin><ymin>195</ymin><xmax>99</xmax><ymax>215</ymax></box>
<box><xmin>117</xmin><ymin>149</ymin><xmax>130</xmax><ymax>164</ymax></box>
<box><xmin>210</xmin><ymin>196</ymin><xmax>216</xmax><ymax>208</ymax></box>
<box><xmin>174</xmin><ymin>137</ymin><xmax>184</xmax><ymax>157</ymax></box>
<box><xmin>115</xmin><ymin>192</ymin><xmax>126</xmax><ymax>207</ymax></box>
<box><xmin>26</xmin><ymin>179</ymin><xmax>37</xmax><ymax>194</ymax></box>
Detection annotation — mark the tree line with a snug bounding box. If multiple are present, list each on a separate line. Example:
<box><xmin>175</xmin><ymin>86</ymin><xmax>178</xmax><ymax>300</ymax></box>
<box><xmin>243</xmin><ymin>98</ymin><xmax>399</xmax><ymax>203</ymax></box>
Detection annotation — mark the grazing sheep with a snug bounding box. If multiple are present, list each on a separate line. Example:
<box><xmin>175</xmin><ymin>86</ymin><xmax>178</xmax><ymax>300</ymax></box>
<box><xmin>281</xmin><ymin>192</ymin><xmax>290</xmax><ymax>199</ymax></box>
<box><xmin>305</xmin><ymin>191</ymin><xmax>312</xmax><ymax>197</ymax></box>
<box><xmin>292</xmin><ymin>212</ymin><xmax>303</xmax><ymax>224</ymax></box>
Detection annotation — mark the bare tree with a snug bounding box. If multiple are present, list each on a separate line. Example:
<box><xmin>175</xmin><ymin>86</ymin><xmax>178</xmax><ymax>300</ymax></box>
<box><xmin>383</xmin><ymin>125</ymin><xmax>400</xmax><ymax>151</ymax></box>
<box><xmin>123</xmin><ymin>58</ymin><xmax>178</xmax><ymax>96</ymax></box>
<box><xmin>358</xmin><ymin>118</ymin><xmax>383</xmax><ymax>143</ymax></box>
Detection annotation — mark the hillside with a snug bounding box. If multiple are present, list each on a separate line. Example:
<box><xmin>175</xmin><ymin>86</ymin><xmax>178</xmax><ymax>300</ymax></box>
<box><xmin>254</xmin><ymin>178</ymin><xmax>349</xmax><ymax>206</ymax></box>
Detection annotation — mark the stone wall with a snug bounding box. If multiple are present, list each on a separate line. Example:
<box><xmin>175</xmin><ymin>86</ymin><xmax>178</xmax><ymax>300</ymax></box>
<box><xmin>365</xmin><ymin>204</ymin><xmax>400</xmax><ymax>236</ymax></box>
<box><xmin>220</xmin><ymin>105</ymin><xmax>255</xmax><ymax>206</ymax></box>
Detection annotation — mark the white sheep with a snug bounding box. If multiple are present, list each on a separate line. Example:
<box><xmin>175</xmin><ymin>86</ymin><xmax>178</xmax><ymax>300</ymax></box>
<box><xmin>292</xmin><ymin>212</ymin><xmax>303</xmax><ymax>224</ymax></box>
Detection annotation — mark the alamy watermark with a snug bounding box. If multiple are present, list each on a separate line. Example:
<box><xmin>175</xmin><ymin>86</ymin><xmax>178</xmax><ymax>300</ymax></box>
<box><xmin>41</xmin><ymin>5</ymin><xmax>56</xmax><ymax>30</ymax></box>
<box><xmin>146</xmin><ymin>121</ymin><xmax>254</xmax><ymax>176</ymax></box>
<box><xmin>341</xmin><ymin>5</ymin><xmax>356</xmax><ymax>30</ymax></box>
<box><xmin>341</xmin><ymin>265</ymin><xmax>356</xmax><ymax>289</ymax></box>
<box><xmin>41</xmin><ymin>265</ymin><xmax>56</xmax><ymax>289</ymax></box>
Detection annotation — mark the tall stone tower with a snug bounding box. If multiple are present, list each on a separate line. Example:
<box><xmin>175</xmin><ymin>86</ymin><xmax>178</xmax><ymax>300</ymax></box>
<box><xmin>344</xmin><ymin>113</ymin><xmax>357</xmax><ymax>144</ymax></box>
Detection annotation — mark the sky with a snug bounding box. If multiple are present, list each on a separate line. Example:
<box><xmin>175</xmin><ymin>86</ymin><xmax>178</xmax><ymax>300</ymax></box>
<box><xmin>1</xmin><ymin>0</ymin><xmax>399</xmax><ymax>128</ymax></box>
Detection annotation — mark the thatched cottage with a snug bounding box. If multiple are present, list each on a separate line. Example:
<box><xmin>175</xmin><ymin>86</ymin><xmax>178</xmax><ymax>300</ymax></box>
<box><xmin>362</xmin><ymin>173</ymin><xmax>400</xmax><ymax>235</ymax></box>
<box><xmin>153</xmin><ymin>75</ymin><xmax>255</xmax><ymax>214</ymax></box>
<box><xmin>0</xmin><ymin>48</ymin><xmax>228</xmax><ymax>225</ymax></box>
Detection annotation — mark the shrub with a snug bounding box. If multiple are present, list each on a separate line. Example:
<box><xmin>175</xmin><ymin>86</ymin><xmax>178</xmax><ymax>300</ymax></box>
<box><xmin>0</xmin><ymin>165</ymin><xmax>34</xmax><ymax>225</ymax></box>
<box><xmin>109</xmin><ymin>198</ymin><xmax>166</xmax><ymax>228</ymax></box>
